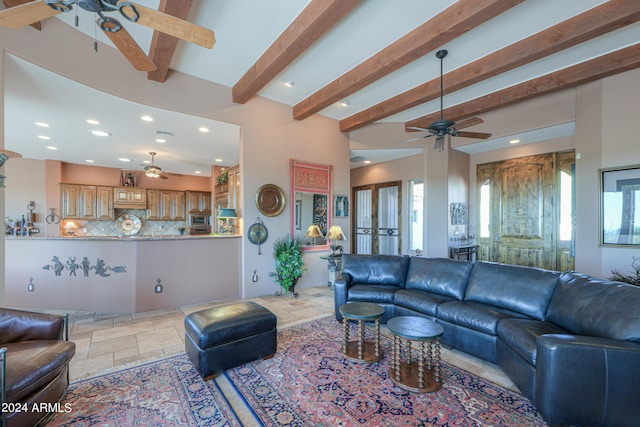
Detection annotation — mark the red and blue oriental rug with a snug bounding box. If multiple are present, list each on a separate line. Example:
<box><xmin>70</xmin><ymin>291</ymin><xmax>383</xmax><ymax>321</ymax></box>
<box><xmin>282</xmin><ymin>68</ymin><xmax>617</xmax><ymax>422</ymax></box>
<box><xmin>225</xmin><ymin>315</ymin><xmax>548</xmax><ymax>427</ymax></box>
<box><xmin>49</xmin><ymin>353</ymin><xmax>242</xmax><ymax>426</ymax></box>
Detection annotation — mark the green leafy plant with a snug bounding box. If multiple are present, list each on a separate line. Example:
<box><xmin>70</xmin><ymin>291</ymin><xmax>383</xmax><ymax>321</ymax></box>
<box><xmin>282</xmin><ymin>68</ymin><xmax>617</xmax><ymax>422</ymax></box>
<box><xmin>609</xmin><ymin>256</ymin><xmax>640</xmax><ymax>286</ymax></box>
<box><xmin>216</xmin><ymin>168</ymin><xmax>228</xmax><ymax>185</ymax></box>
<box><xmin>269</xmin><ymin>235</ymin><xmax>306</xmax><ymax>293</ymax></box>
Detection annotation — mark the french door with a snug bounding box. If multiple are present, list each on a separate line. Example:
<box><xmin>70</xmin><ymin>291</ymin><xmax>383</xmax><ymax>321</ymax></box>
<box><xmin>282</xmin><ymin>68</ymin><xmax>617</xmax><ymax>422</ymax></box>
<box><xmin>353</xmin><ymin>181</ymin><xmax>402</xmax><ymax>254</ymax></box>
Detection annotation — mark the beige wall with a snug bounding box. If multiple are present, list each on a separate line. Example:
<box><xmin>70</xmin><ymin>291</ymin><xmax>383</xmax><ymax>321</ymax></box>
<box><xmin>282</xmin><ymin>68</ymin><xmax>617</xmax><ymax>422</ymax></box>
<box><xmin>1</xmin><ymin>21</ymin><xmax>350</xmax><ymax>304</ymax></box>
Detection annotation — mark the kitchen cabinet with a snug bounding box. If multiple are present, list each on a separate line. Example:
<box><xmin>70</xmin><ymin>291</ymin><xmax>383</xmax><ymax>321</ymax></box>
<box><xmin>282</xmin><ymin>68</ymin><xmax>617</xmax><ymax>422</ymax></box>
<box><xmin>214</xmin><ymin>165</ymin><xmax>240</xmax><ymax>233</ymax></box>
<box><xmin>114</xmin><ymin>187</ymin><xmax>147</xmax><ymax>208</ymax></box>
<box><xmin>96</xmin><ymin>186</ymin><xmax>115</xmax><ymax>220</ymax></box>
<box><xmin>147</xmin><ymin>190</ymin><xmax>185</xmax><ymax>221</ymax></box>
<box><xmin>61</xmin><ymin>184</ymin><xmax>97</xmax><ymax>220</ymax></box>
<box><xmin>186</xmin><ymin>191</ymin><xmax>211</xmax><ymax>214</ymax></box>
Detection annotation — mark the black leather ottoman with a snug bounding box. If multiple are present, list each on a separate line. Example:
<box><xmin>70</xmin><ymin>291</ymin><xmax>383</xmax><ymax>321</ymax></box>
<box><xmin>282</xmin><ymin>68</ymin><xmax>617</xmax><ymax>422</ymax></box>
<box><xmin>184</xmin><ymin>301</ymin><xmax>277</xmax><ymax>379</ymax></box>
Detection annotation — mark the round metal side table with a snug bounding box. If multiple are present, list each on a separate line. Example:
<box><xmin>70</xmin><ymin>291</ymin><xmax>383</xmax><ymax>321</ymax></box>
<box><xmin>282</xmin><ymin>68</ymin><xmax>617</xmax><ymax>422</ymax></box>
<box><xmin>387</xmin><ymin>316</ymin><xmax>444</xmax><ymax>393</ymax></box>
<box><xmin>339</xmin><ymin>302</ymin><xmax>385</xmax><ymax>363</ymax></box>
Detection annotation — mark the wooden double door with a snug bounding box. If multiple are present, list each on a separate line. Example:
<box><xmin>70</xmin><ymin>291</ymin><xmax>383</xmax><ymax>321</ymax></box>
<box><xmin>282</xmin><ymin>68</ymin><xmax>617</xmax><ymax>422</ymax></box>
<box><xmin>476</xmin><ymin>151</ymin><xmax>574</xmax><ymax>271</ymax></box>
<box><xmin>352</xmin><ymin>181</ymin><xmax>402</xmax><ymax>255</ymax></box>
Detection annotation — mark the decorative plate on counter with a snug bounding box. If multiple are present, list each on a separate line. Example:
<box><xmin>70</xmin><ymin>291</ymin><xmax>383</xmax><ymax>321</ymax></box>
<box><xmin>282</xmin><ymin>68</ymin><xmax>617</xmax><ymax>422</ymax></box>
<box><xmin>256</xmin><ymin>184</ymin><xmax>286</xmax><ymax>217</ymax></box>
<box><xmin>117</xmin><ymin>214</ymin><xmax>142</xmax><ymax>235</ymax></box>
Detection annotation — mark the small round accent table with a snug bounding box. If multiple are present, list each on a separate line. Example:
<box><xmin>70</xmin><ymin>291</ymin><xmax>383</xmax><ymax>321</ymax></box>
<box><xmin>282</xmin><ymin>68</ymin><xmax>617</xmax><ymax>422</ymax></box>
<box><xmin>387</xmin><ymin>316</ymin><xmax>444</xmax><ymax>393</ymax></box>
<box><xmin>339</xmin><ymin>302</ymin><xmax>385</xmax><ymax>363</ymax></box>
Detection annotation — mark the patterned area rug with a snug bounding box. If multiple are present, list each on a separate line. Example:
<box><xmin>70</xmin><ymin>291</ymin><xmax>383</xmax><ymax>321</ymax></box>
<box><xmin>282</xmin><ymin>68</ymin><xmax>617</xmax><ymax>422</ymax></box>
<box><xmin>225</xmin><ymin>316</ymin><xmax>548</xmax><ymax>427</ymax></box>
<box><xmin>49</xmin><ymin>354</ymin><xmax>242</xmax><ymax>426</ymax></box>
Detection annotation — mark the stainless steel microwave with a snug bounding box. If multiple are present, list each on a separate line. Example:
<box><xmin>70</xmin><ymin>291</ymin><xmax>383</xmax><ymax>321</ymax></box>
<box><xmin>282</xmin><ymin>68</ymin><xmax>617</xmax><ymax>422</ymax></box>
<box><xmin>189</xmin><ymin>214</ymin><xmax>211</xmax><ymax>226</ymax></box>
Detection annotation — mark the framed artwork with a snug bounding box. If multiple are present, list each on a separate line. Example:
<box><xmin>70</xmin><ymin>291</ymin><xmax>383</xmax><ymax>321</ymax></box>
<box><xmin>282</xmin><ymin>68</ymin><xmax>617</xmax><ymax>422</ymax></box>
<box><xmin>334</xmin><ymin>195</ymin><xmax>349</xmax><ymax>217</ymax></box>
<box><xmin>600</xmin><ymin>164</ymin><xmax>640</xmax><ymax>246</ymax></box>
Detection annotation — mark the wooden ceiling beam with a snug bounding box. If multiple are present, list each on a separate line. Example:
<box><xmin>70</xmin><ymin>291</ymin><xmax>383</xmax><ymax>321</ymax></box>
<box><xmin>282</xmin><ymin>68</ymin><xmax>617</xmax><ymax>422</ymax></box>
<box><xmin>232</xmin><ymin>0</ymin><xmax>361</xmax><ymax>104</ymax></box>
<box><xmin>293</xmin><ymin>0</ymin><xmax>523</xmax><ymax>121</ymax></box>
<box><xmin>2</xmin><ymin>0</ymin><xmax>42</xmax><ymax>30</ymax></box>
<box><xmin>341</xmin><ymin>0</ymin><xmax>640</xmax><ymax>133</ymax></box>
<box><xmin>146</xmin><ymin>0</ymin><xmax>193</xmax><ymax>83</ymax></box>
<box><xmin>405</xmin><ymin>43</ymin><xmax>640</xmax><ymax>130</ymax></box>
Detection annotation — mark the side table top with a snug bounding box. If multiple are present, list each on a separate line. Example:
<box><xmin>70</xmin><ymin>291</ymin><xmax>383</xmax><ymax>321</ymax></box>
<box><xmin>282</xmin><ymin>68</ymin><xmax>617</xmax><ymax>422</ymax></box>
<box><xmin>339</xmin><ymin>302</ymin><xmax>385</xmax><ymax>320</ymax></box>
<box><xmin>387</xmin><ymin>316</ymin><xmax>444</xmax><ymax>340</ymax></box>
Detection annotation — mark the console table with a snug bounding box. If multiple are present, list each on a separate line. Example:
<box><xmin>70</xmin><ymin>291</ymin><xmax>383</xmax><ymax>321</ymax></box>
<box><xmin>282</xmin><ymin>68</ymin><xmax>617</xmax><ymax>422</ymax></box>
<box><xmin>320</xmin><ymin>253</ymin><xmax>342</xmax><ymax>289</ymax></box>
<box><xmin>449</xmin><ymin>244</ymin><xmax>479</xmax><ymax>261</ymax></box>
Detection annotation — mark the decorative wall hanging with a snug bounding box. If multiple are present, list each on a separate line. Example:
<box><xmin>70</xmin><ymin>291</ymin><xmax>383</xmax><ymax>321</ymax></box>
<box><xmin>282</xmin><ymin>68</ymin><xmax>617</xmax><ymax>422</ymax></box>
<box><xmin>42</xmin><ymin>256</ymin><xmax>127</xmax><ymax>277</ymax></box>
<box><xmin>334</xmin><ymin>195</ymin><xmax>349</xmax><ymax>217</ymax></box>
<box><xmin>247</xmin><ymin>217</ymin><xmax>269</xmax><ymax>254</ymax></box>
<box><xmin>450</xmin><ymin>202</ymin><xmax>467</xmax><ymax>225</ymax></box>
<box><xmin>256</xmin><ymin>184</ymin><xmax>286</xmax><ymax>217</ymax></box>
<box><xmin>600</xmin><ymin>164</ymin><xmax>640</xmax><ymax>246</ymax></box>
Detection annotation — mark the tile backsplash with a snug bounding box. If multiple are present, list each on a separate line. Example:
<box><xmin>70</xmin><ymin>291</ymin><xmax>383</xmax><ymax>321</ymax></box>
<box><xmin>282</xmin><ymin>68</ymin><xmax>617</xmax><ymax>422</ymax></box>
<box><xmin>65</xmin><ymin>209</ymin><xmax>188</xmax><ymax>237</ymax></box>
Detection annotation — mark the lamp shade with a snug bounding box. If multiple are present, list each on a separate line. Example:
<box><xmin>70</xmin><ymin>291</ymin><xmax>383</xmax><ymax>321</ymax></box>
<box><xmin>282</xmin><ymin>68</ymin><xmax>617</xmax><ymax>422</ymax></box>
<box><xmin>326</xmin><ymin>225</ymin><xmax>346</xmax><ymax>241</ymax></box>
<box><xmin>218</xmin><ymin>208</ymin><xmax>238</xmax><ymax>218</ymax></box>
<box><xmin>64</xmin><ymin>221</ymin><xmax>78</xmax><ymax>230</ymax></box>
<box><xmin>305</xmin><ymin>224</ymin><xmax>324</xmax><ymax>238</ymax></box>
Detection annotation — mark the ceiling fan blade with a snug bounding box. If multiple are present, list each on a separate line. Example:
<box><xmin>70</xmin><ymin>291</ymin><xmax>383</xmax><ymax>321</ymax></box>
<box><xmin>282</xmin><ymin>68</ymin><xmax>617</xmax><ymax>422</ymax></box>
<box><xmin>159</xmin><ymin>172</ymin><xmax>169</xmax><ymax>180</ymax></box>
<box><xmin>399</xmin><ymin>134</ymin><xmax>433</xmax><ymax>144</ymax></box>
<box><xmin>456</xmin><ymin>131</ymin><xmax>492</xmax><ymax>139</ymax></box>
<box><xmin>0</xmin><ymin>0</ymin><xmax>60</xmax><ymax>29</ymax></box>
<box><xmin>100</xmin><ymin>19</ymin><xmax>157</xmax><ymax>71</ymax></box>
<box><xmin>118</xmin><ymin>1</ymin><xmax>215</xmax><ymax>49</ymax></box>
<box><xmin>407</xmin><ymin>126</ymin><xmax>429</xmax><ymax>133</ymax></box>
<box><xmin>455</xmin><ymin>117</ymin><xmax>484</xmax><ymax>130</ymax></box>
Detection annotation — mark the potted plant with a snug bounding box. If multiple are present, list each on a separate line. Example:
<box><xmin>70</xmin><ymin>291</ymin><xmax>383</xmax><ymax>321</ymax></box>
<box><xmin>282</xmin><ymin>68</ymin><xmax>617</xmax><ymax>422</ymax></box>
<box><xmin>269</xmin><ymin>235</ymin><xmax>306</xmax><ymax>297</ymax></box>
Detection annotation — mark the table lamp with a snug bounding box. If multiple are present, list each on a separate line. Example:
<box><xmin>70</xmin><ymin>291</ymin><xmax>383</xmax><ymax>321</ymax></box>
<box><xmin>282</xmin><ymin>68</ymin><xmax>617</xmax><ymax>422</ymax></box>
<box><xmin>217</xmin><ymin>208</ymin><xmax>238</xmax><ymax>234</ymax></box>
<box><xmin>63</xmin><ymin>221</ymin><xmax>79</xmax><ymax>236</ymax></box>
<box><xmin>305</xmin><ymin>224</ymin><xmax>324</xmax><ymax>245</ymax></box>
<box><xmin>326</xmin><ymin>225</ymin><xmax>346</xmax><ymax>255</ymax></box>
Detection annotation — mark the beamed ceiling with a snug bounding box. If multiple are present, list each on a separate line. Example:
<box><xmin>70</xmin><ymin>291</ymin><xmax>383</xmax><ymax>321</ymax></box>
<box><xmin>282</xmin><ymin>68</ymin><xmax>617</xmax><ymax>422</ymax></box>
<box><xmin>2</xmin><ymin>0</ymin><xmax>640</xmax><ymax>173</ymax></box>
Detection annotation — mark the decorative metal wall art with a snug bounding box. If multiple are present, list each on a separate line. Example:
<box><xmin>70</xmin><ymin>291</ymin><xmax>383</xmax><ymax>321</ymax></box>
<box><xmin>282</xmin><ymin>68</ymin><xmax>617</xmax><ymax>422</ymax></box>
<box><xmin>450</xmin><ymin>202</ymin><xmax>467</xmax><ymax>226</ymax></box>
<box><xmin>42</xmin><ymin>256</ymin><xmax>127</xmax><ymax>277</ymax></box>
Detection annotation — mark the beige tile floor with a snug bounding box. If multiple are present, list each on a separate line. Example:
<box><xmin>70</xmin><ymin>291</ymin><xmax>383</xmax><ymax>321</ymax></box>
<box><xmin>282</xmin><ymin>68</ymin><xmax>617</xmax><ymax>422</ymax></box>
<box><xmin>59</xmin><ymin>285</ymin><xmax>517</xmax><ymax>425</ymax></box>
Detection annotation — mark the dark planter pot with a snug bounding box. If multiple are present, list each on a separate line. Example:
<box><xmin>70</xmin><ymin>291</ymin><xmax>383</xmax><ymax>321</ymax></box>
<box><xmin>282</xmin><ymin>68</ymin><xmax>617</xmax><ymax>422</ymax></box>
<box><xmin>276</xmin><ymin>278</ymin><xmax>299</xmax><ymax>298</ymax></box>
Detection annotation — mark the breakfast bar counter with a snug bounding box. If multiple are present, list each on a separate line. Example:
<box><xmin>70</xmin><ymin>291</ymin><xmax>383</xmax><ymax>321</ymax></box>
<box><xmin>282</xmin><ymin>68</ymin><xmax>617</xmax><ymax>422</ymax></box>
<box><xmin>5</xmin><ymin>235</ymin><xmax>241</xmax><ymax>313</ymax></box>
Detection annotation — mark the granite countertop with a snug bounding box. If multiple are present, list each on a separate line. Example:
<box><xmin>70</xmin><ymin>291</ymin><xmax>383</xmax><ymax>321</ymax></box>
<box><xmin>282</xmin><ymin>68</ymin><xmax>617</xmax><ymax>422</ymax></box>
<box><xmin>6</xmin><ymin>234</ymin><xmax>240</xmax><ymax>241</ymax></box>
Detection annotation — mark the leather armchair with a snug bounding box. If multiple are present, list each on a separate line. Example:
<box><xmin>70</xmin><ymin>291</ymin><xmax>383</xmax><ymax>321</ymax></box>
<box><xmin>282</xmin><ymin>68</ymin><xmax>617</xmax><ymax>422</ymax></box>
<box><xmin>0</xmin><ymin>308</ymin><xmax>76</xmax><ymax>427</ymax></box>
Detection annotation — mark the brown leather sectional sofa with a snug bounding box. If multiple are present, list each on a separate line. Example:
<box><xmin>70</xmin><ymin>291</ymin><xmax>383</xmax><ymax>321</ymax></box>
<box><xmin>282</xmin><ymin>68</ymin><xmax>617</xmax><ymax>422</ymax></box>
<box><xmin>0</xmin><ymin>308</ymin><xmax>76</xmax><ymax>427</ymax></box>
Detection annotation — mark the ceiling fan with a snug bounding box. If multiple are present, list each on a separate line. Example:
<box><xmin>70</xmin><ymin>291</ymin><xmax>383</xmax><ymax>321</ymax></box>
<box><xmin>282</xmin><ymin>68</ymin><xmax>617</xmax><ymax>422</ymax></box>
<box><xmin>142</xmin><ymin>151</ymin><xmax>167</xmax><ymax>179</ymax></box>
<box><xmin>402</xmin><ymin>49</ymin><xmax>492</xmax><ymax>151</ymax></box>
<box><xmin>0</xmin><ymin>0</ymin><xmax>215</xmax><ymax>72</ymax></box>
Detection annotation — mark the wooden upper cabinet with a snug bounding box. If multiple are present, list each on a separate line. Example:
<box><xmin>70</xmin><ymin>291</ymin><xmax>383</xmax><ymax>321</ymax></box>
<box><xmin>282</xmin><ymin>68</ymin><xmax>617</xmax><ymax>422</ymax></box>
<box><xmin>61</xmin><ymin>184</ymin><xmax>98</xmax><ymax>220</ymax></box>
<box><xmin>186</xmin><ymin>191</ymin><xmax>212</xmax><ymax>214</ymax></box>
<box><xmin>114</xmin><ymin>187</ymin><xmax>147</xmax><ymax>208</ymax></box>
<box><xmin>148</xmin><ymin>189</ymin><xmax>185</xmax><ymax>221</ymax></box>
<box><xmin>96</xmin><ymin>186</ymin><xmax>115</xmax><ymax>220</ymax></box>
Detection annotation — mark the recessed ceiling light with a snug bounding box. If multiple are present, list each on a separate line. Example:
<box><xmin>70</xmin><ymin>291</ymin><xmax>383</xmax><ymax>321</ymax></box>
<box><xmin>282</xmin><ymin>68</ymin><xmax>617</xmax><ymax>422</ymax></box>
<box><xmin>195</xmin><ymin>170</ymin><xmax>202</xmax><ymax>174</ymax></box>
<box><xmin>198</xmin><ymin>127</ymin><xmax>210</xmax><ymax>133</ymax></box>
<box><xmin>282</xmin><ymin>80</ymin><xmax>295</xmax><ymax>88</ymax></box>
<box><xmin>86</xmin><ymin>119</ymin><xmax>100</xmax><ymax>125</ymax></box>
<box><xmin>85</xmin><ymin>159</ymin><xmax>95</xmax><ymax>163</ymax></box>
<box><xmin>46</xmin><ymin>146</ymin><xmax>57</xmax><ymax>150</ymax></box>
<box><xmin>118</xmin><ymin>158</ymin><xmax>132</xmax><ymax>162</ymax></box>
<box><xmin>363</xmin><ymin>160</ymin><xmax>372</xmax><ymax>164</ymax></box>
<box><xmin>141</xmin><ymin>115</ymin><xmax>154</xmax><ymax>122</ymax></box>
<box><xmin>215</xmin><ymin>158</ymin><xmax>223</xmax><ymax>162</ymax></box>
<box><xmin>89</xmin><ymin>130</ymin><xmax>111</xmax><ymax>137</ymax></box>
<box><xmin>338</xmin><ymin>100</ymin><xmax>350</xmax><ymax>107</ymax></box>
<box><xmin>38</xmin><ymin>135</ymin><xmax>50</xmax><ymax>140</ymax></box>
<box><xmin>35</xmin><ymin>122</ymin><xmax>49</xmax><ymax>127</ymax></box>
<box><xmin>509</xmin><ymin>139</ymin><xmax>521</xmax><ymax>144</ymax></box>
<box><xmin>155</xmin><ymin>138</ymin><xmax>166</xmax><ymax>143</ymax></box>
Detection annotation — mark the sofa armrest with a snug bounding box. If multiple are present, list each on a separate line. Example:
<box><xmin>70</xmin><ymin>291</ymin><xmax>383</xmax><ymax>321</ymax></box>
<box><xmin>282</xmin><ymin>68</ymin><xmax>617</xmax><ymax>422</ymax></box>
<box><xmin>334</xmin><ymin>275</ymin><xmax>352</xmax><ymax>321</ymax></box>
<box><xmin>0</xmin><ymin>309</ymin><xmax>67</xmax><ymax>345</ymax></box>
<box><xmin>535</xmin><ymin>334</ymin><xmax>640</xmax><ymax>426</ymax></box>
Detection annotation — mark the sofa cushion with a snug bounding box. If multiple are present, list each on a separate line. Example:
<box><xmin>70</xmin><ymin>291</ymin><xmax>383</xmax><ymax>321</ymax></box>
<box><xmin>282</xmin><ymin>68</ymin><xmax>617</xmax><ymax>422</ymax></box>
<box><xmin>348</xmin><ymin>284</ymin><xmax>397</xmax><ymax>304</ymax></box>
<box><xmin>405</xmin><ymin>257</ymin><xmax>472</xmax><ymax>300</ymax></box>
<box><xmin>437</xmin><ymin>301</ymin><xmax>531</xmax><ymax>335</ymax></box>
<box><xmin>465</xmin><ymin>261</ymin><xmax>560</xmax><ymax>320</ymax></box>
<box><xmin>4</xmin><ymin>340</ymin><xmax>76</xmax><ymax>402</ymax></box>
<box><xmin>497</xmin><ymin>318</ymin><xmax>570</xmax><ymax>365</ymax></box>
<box><xmin>341</xmin><ymin>254</ymin><xmax>409</xmax><ymax>288</ymax></box>
<box><xmin>393</xmin><ymin>289</ymin><xmax>456</xmax><ymax>316</ymax></box>
<box><xmin>547</xmin><ymin>272</ymin><xmax>640</xmax><ymax>342</ymax></box>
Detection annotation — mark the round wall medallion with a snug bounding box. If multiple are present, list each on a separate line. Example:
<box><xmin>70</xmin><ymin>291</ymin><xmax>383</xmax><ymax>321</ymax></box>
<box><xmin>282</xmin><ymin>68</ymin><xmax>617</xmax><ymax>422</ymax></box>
<box><xmin>256</xmin><ymin>184</ymin><xmax>286</xmax><ymax>217</ymax></box>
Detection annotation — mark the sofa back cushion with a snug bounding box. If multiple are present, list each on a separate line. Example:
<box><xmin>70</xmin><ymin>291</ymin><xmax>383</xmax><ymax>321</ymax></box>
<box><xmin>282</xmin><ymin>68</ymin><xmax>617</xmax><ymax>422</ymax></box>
<box><xmin>465</xmin><ymin>261</ymin><xmax>560</xmax><ymax>320</ymax></box>
<box><xmin>405</xmin><ymin>257</ymin><xmax>472</xmax><ymax>300</ymax></box>
<box><xmin>341</xmin><ymin>254</ymin><xmax>409</xmax><ymax>288</ymax></box>
<box><xmin>547</xmin><ymin>272</ymin><xmax>640</xmax><ymax>342</ymax></box>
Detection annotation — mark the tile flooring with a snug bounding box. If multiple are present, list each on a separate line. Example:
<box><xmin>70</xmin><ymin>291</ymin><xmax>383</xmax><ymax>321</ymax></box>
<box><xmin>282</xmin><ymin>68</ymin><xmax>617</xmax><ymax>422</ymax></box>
<box><xmin>61</xmin><ymin>285</ymin><xmax>517</xmax><ymax>425</ymax></box>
